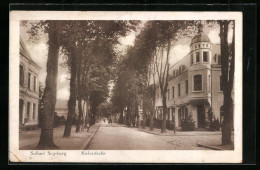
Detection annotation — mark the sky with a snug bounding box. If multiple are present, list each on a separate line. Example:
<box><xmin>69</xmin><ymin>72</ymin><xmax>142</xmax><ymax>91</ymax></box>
<box><xmin>20</xmin><ymin>21</ymin><xmax>233</xmax><ymax>101</ymax></box>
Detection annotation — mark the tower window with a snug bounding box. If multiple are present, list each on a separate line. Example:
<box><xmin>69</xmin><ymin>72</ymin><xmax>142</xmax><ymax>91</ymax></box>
<box><xmin>206</xmin><ymin>44</ymin><xmax>208</xmax><ymax>47</ymax></box>
<box><xmin>196</xmin><ymin>52</ymin><xmax>200</xmax><ymax>63</ymax></box>
<box><xmin>203</xmin><ymin>51</ymin><xmax>208</xmax><ymax>62</ymax></box>
<box><xmin>199</xmin><ymin>44</ymin><xmax>200</xmax><ymax>48</ymax></box>
<box><xmin>167</xmin><ymin>89</ymin><xmax>170</xmax><ymax>100</ymax></box>
<box><xmin>194</xmin><ymin>75</ymin><xmax>202</xmax><ymax>91</ymax></box>
<box><xmin>191</xmin><ymin>54</ymin><xmax>193</xmax><ymax>65</ymax></box>
<box><xmin>195</xmin><ymin>45</ymin><xmax>197</xmax><ymax>49</ymax></box>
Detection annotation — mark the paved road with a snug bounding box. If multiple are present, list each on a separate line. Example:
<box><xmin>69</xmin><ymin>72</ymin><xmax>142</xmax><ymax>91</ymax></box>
<box><xmin>86</xmin><ymin>123</ymin><xmax>210</xmax><ymax>150</ymax></box>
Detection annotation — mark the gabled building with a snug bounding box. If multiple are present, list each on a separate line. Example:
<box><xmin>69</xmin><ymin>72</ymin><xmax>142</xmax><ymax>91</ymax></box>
<box><xmin>19</xmin><ymin>38</ymin><xmax>41</xmax><ymax>129</ymax></box>
<box><xmin>155</xmin><ymin>24</ymin><xmax>233</xmax><ymax>129</ymax></box>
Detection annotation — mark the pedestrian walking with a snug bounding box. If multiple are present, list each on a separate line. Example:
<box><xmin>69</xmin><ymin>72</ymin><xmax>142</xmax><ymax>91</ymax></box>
<box><xmin>86</xmin><ymin>123</ymin><xmax>90</xmax><ymax>132</ymax></box>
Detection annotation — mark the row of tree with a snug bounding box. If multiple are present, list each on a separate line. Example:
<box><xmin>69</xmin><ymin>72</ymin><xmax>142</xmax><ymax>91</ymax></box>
<box><xmin>24</xmin><ymin>20</ymin><xmax>140</xmax><ymax>149</ymax></box>
<box><xmin>111</xmin><ymin>20</ymin><xmax>235</xmax><ymax>145</ymax></box>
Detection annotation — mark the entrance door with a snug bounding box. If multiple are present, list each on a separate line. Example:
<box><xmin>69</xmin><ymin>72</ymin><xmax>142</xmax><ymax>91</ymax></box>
<box><xmin>19</xmin><ymin>99</ymin><xmax>24</xmax><ymax>125</ymax></box>
<box><xmin>197</xmin><ymin>105</ymin><xmax>205</xmax><ymax>128</ymax></box>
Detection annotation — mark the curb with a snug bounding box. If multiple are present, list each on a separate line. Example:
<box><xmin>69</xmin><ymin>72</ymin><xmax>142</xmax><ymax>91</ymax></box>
<box><xmin>197</xmin><ymin>143</ymin><xmax>224</xmax><ymax>150</ymax></box>
<box><xmin>82</xmin><ymin>123</ymin><xmax>101</xmax><ymax>150</ymax></box>
<box><xmin>137</xmin><ymin>128</ymin><xmax>221</xmax><ymax>137</ymax></box>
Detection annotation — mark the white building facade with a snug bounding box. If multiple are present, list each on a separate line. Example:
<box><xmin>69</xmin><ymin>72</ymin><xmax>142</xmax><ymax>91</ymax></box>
<box><xmin>155</xmin><ymin>24</ymin><xmax>233</xmax><ymax>129</ymax></box>
<box><xmin>19</xmin><ymin>38</ymin><xmax>41</xmax><ymax>129</ymax></box>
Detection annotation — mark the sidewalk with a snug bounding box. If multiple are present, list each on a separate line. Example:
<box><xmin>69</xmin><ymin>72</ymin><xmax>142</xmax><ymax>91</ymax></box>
<box><xmin>128</xmin><ymin>125</ymin><xmax>234</xmax><ymax>150</ymax></box>
<box><xmin>130</xmin><ymin>126</ymin><xmax>224</xmax><ymax>136</ymax></box>
<box><xmin>19</xmin><ymin>123</ymin><xmax>100</xmax><ymax>150</ymax></box>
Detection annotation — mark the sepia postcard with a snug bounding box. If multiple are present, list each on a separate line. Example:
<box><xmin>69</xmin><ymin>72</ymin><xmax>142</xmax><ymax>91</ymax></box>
<box><xmin>9</xmin><ymin>11</ymin><xmax>242</xmax><ymax>163</ymax></box>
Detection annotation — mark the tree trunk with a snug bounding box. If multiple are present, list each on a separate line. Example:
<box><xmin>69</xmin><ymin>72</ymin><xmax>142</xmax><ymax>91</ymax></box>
<box><xmin>150</xmin><ymin>115</ymin><xmax>154</xmax><ymax>131</ymax></box>
<box><xmin>127</xmin><ymin>104</ymin><xmax>131</xmax><ymax>126</ymax></box>
<box><xmin>63</xmin><ymin>49</ymin><xmax>77</xmax><ymax>137</ymax></box>
<box><xmin>161</xmin><ymin>95</ymin><xmax>167</xmax><ymax>133</ymax></box>
<box><xmin>76</xmin><ymin>57</ymin><xmax>83</xmax><ymax>132</ymax></box>
<box><xmin>37</xmin><ymin>21</ymin><xmax>60</xmax><ymax>149</ymax></box>
<box><xmin>219</xmin><ymin>21</ymin><xmax>233</xmax><ymax>145</ymax></box>
<box><xmin>76</xmin><ymin>100</ymin><xmax>83</xmax><ymax>132</ymax></box>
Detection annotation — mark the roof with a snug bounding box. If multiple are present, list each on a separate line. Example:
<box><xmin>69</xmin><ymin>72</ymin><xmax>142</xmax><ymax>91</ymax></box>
<box><xmin>20</xmin><ymin>38</ymin><xmax>41</xmax><ymax>70</ymax></box>
<box><xmin>190</xmin><ymin>32</ymin><xmax>211</xmax><ymax>45</ymax></box>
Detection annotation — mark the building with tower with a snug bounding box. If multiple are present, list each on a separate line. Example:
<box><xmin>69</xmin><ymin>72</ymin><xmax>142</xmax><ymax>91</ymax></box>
<box><xmin>154</xmin><ymin>24</ymin><xmax>233</xmax><ymax>129</ymax></box>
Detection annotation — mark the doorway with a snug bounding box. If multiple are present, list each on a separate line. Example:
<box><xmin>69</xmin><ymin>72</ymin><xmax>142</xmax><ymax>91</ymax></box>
<box><xmin>19</xmin><ymin>99</ymin><xmax>24</xmax><ymax>125</ymax></box>
<box><xmin>197</xmin><ymin>105</ymin><xmax>205</xmax><ymax>128</ymax></box>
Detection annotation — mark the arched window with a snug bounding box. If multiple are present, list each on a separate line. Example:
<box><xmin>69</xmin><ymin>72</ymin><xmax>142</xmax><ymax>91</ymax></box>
<box><xmin>19</xmin><ymin>65</ymin><xmax>24</xmax><ymax>85</ymax></box>
<box><xmin>194</xmin><ymin>75</ymin><xmax>202</xmax><ymax>91</ymax></box>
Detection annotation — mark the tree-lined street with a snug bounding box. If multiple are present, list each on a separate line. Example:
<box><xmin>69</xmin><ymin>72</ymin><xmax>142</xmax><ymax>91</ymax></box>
<box><xmin>20</xmin><ymin>19</ymin><xmax>235</xmax><ymax>150</ymax></box>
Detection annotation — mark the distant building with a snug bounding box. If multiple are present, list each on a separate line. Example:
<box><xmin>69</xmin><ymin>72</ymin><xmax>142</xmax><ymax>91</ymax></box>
<box><xmin>155</xmin><ymin>24</ymin><xmax>233</xmax><ymax>129</ymax></box>
<box><xmin>19</xmin><ymin>38</ymin><xmax>41</xmax><ymax>128</ymax></box>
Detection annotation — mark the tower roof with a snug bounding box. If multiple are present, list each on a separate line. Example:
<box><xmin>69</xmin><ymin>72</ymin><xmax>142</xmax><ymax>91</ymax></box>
<box><xmin>190</xmin><ymin>24</ymin><xmax>211</xmax><ymax>45</ymax></box>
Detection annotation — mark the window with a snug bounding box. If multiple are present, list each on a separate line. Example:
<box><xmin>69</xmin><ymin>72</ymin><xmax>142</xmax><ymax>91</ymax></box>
<box><xmin>206</xmin><ymin>44</ymin><xmax>208</xmax><ymax>47</ymax></box>
<box><xmin>199</xmin><ymin>44</ymin><xmax>200</xmax><ymax>48</ymax></box>
<box><xmin>214</xmin><ymin>54</ymin><xmax>217</xmax><ymax>63</ymax></box>
<box><xmin>167</xmin><ymin>89</ymin><xmax>170</xmax><ymax>100</ymax></box>
<box><xmin>185</xmin><ymin>80</ymin><xmax>188</xmax><ymax>94</ymax></box>
<box><xmin>178</xmin><ymin>106</ymin><xmax>188</xmax><ymax>125</ymax></box>
<box><xmin>194</xmin><ymin>75</ymin><xmax>202</xmax><ymax>91</ymax></box>
<box><xmin>178</xmin><ymin>84</ymin><xmax>180</xmax><ymax>96</ymax></box>
<box><xmin>27</xmin><ymin>102</ymin><xmax>30</xmax><ymax>118</ymax></box>
<box><xmin>157</xmin><ymin>92</ymin><xmax>159</xmax><ymax>99</ymax></box>
<box><xmin>196</xmin><ymin>52</ymin><xmax>200</xmax><ymax>63</ymax></box>
<box><xmin>220</xmin><ymin>76</ymin><xmax>223</xmax><ymax>91</ymax></box>
<box><xmin>218</xmin><ymin>55</ymin><xmax>222</xmax><ymax>64</ymax></box>
<box><xmin>28</xmin><ymin>72</ymin><xmax>31</xmax><ymax>90</ymax></box>
<box><xmin>33</xmin><ymin>76</ymin><xmax>37</xmax><ymax>91</ymax></box>
<box><xmin>190</xmin><ymin>54</ymin><xmax>193</xmax><ymax>65</ymax></box>
<box><xmin>209</xmin><ymin>75</ymin><xmax>211</xmax><ymax>91</ymax></box>
<box><xmin>195</xmin><ymin>45</ymin><xmax>197</xmax><ymax>49</ymax></box>
<box><xmin>172</xmin><ymin>86</ymin><xmax>174</xmax><ymax>99</ymax></box>
<box><xmin>33</xmin><ymin>103</ymin><xmax>36</xmax><ymax>119</ymax></box>
<box><xmin>203</xmin><ymin>51</ymin><xmax>208</xmax><ymax>62</ymax></box>
<box><xmin>20</xmin><ymin>65</ymin><xmax>24</xmax><ymax>85</ymax></box>
<box><xmin>203</xmin><ymin>44</ymin><xmax>205</xmax><ymax>47</ymax></box>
